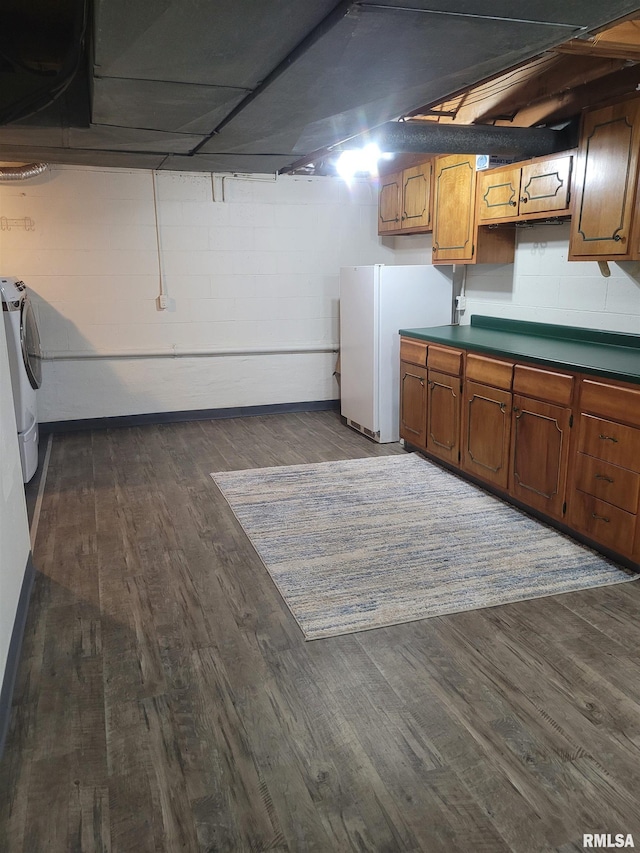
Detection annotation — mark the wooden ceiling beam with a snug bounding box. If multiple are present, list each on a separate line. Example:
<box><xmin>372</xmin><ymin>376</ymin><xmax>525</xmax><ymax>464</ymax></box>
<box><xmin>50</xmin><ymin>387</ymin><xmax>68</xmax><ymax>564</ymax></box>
<box><xmin>555</xmin><ymin>19</ymin><xmax>640</xmax><ymax>61</ymax></box>
<box><xmin>500</xmin><ymin>64</ymin><xmax>640</xmax><ymax>127</ymax></box>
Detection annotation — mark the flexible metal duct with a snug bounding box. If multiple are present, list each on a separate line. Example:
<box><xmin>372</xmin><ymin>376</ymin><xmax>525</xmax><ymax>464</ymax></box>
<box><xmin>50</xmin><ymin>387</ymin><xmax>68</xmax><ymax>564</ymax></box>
<box><xmin>0</xmin><ymin>163</ymin><xmax>48</xmax><ymax>181</ymax></box>
<box><xmin>369</xmin><ymin>121</ymin><xmax>573</xmax><ymax>158</ymax></box>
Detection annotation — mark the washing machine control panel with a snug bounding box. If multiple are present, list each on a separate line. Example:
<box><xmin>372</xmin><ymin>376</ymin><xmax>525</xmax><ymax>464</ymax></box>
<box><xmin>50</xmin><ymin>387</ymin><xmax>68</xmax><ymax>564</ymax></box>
<box><xmin>15</xmin><ymin>280</ymin><xmax>26</xmax><ymax>291</ymax></box>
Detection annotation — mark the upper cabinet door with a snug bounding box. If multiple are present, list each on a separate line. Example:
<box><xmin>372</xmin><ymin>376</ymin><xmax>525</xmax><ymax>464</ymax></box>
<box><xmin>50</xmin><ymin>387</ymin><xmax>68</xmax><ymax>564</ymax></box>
<box><xmin>477</xmin><ymin>166</ymin><xmax>521</xmax><ymax>223</ymax></box>
<box><xmin>402</xmin><ymin>161</ymin><xmax>432</xmax><ymax>231</ymax></box>
<box><xmin>477</xmin><ymin>154</ymin><xmax>573</xmax><ymax>224</ymax></box>
<box><xmin>569</xmin><ymin>98</ymin><xmax>640</xmax><ymax>260</ymax></box>
<box><xmin>432</xmin><ymin>154</ymin><xmax>476</xmax><ymax>262</ymax></box>
<box><xmin>520</xmin><ymin>154</ymin><xmax>572</xmax><ymax>216</ymax></box>
<box><xmin>378</xmin><ymin>171</ymin><xmax>402</xmax><ymax>233</ymax></box>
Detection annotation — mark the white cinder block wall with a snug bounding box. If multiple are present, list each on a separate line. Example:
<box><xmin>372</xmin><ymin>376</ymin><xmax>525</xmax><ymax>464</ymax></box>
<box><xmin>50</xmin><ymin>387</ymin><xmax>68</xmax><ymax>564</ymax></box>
<box><xmin>2</xmin><ymin>168</ymin><xmax>640</xmax><ymax>423</ymax></box>
<box><xmin>463</xmin><ymin>223</ymin><xmax>640</xmax><ymax>331</ymax></box>
<box><xmin>0</xmin><ymin>166</ymin><xmax>400</xmax><ymax>422</ymax></box>
<box><xmin>390</xmin><ymin>223</ymin><xmax>640</xmax><ymax>331</ymax></box>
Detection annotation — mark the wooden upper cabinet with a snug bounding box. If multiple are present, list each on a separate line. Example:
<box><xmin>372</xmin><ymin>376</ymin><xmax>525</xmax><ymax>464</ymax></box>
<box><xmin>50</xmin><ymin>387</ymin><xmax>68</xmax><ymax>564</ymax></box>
<box><xmin>401</xmin><ymin>161</ymin><xmax>432</xmax><ymax>231</ymax></box>
<box><xmin>432</xmin><ymin>154</ymin><xmax>476</xmax><ymax>262</ymax></box>
<box><xmin>432</xmin><ymin>153</ymin><xmax>515</xmax><ymax>265</ymax></box>
<box><xmin>378</xmin><ymin>171</ymin><xmax>402</xmax><ymax>233</ymax></box>
<box><xmin>521</xmin><ymin>155</ymin><xmax>572</xmax><ymax>217</ymax></box>
<box><xmin>569</xmin><ymin>97</ymin><xmax>640</xmax><ymax>260</ymax></box>
<box><xmin>477</xmin><ymin>166</ymin><xmax>522</xmax><ymax>223</ymax></box>
<box><xmin>378</xmin><ymin>160</ymin><xmax>432</xmax><ymax>235</ymax></box>
<box><xmin>477</xmin><ymin>153</ymin><xmax>573</xmax><ymax>224</ymax></box>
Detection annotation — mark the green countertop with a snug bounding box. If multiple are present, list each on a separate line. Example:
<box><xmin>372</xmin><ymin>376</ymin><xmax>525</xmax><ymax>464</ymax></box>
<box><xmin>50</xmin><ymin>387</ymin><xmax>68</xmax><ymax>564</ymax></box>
<box><xmin>399</xmin><ymin>315</ymin><xmax>640</xmax><ymax>385</ymax></box>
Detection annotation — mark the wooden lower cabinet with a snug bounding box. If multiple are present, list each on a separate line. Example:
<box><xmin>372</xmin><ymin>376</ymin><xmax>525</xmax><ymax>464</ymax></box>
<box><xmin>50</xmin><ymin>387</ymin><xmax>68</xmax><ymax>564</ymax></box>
<box><xmin>461</xmin><ymin>380</ymin><xmax>512</xmax><ymax>489</ymax></box>
<box><xmin>398</xmin><ymin>339</ymin><xmax>640</xmax><ymax>565</ymax></box>
<box><xmin>566</xmin><ymin>379</ymin><xmax>640</xmax><ymax>561</ymax></box>
<box><xmin>427</xmin><ymin>370</ymin><xmax>461</xmax><ymax>465</ymax></box>
<box><xmin>569</xmin><ymin>491</ymin><xmax>637</xmax><ymax>554</ymax></box>
<box><xmin>399</xmin><ymin>361</ymin><xmax>428</xmax><ymax>450</ymax></box>
<box><xmin>510</xmin><ymin>395</ymin><xmax>572</xmax><ymax>519</ymax></box>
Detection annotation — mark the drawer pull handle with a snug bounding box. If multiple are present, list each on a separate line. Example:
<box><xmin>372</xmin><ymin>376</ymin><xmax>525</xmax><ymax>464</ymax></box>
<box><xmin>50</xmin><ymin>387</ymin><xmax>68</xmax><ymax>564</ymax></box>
<box><xmin>591</xmin><ymin>513</ymin><xmax>610</xmax><ymax>523</ymax></box>
<box><xmin>594</xmin><ymin>474</ymin><xmax>614</xmax><ymax>483</ymax></box>
<box><xmin>598</xmin><ymin>434</ymin><xmax>618</xmax><ymax>443</ymax></box>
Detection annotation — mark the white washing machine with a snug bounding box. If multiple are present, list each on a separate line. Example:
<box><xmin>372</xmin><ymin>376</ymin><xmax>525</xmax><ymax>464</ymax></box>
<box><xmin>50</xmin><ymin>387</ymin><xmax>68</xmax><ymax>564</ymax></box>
<box><xmin>1</xmin><ymin>277</ymin><xmax>42</xmax><ymax>483</ymax></box>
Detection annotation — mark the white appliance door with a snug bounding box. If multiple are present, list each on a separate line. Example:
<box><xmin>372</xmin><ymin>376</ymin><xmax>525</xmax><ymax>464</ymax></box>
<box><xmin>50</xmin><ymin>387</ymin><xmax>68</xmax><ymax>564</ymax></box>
<box><xmin>339</xmin><ymin>266</ymin><xmax>379</xmax><ymax>436</ymax></box>
<box><xmin>377</xmin><ymin>265</ymin><xmax>453</xmax><ymax>442</ymax></box>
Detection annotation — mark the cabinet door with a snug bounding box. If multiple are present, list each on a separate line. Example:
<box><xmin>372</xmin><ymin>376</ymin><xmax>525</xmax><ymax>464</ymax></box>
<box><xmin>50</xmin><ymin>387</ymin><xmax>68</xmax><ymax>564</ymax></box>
<box><xmin>569</xmin><ymin>99</ymin><xmax>640</xmax><ymax>259</ymax></box>
<box><xmin>477</xmin><ymin>167</ymin><xmax>521</xmax><ymax>223</ymax></box>
<box><xmin>432</xmin><ymin>154</ymin><xmax>476</xmax><ymax>262</ymax></box>
<box><xmin>401</xmin><ymin>161</ymin><xmax>432</xmax><ymax>231</ymax></box>
<box><xmin>462</xmin><ymin>381</ymin><xmax>512</xmax><ymax>490</ymax></box>
<box><xmin>520</xmin><ymin>154</ymin><xmax>572</xmax><ymax>216</ymax></box>
<box><xmin>378</xmin><ymin>171</ymin><xmax>402</xmax><ymax>234</ymax></box>
<box><xmin>427</xmin><ymin>370</ymin><xmax>461</xmax><ymax>465</ymax></box>
<box><xmin>400</xmin><ymin>362</ymin><xmax>428</xmax><ymax>449</ymax></box>
<box><xmin>510</xmin><ymin>395</ymin><xmax>571</xmax><ymax>518</ymax></box>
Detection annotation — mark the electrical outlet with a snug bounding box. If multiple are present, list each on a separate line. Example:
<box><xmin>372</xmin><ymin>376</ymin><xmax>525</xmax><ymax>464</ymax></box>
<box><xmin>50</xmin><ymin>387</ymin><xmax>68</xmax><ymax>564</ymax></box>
<box><xmin>157</xmin><ymin>294</ymin><xmax>169</xmax><ymax>310</ymax></box>
<box><xmin>455</xmin><ymin>295</ymin><xmax>467</xmax><ymax>311</ymax></box>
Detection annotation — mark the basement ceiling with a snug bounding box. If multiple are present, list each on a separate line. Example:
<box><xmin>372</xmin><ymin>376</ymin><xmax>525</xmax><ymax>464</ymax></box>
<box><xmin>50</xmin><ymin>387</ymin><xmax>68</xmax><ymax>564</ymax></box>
<box><xmin>0</xmin><ymin>1</ymin><xmax>639</xmax><ymax>173</ymax></box>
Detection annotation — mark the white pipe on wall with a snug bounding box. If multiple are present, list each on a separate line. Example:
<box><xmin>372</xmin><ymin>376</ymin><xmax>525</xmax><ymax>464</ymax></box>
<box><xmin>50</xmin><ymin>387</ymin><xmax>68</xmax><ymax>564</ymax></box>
<box><xmin>42</xmin><ymin>344</ymin><xmax>339</xmax><ymax>360</ymax></box>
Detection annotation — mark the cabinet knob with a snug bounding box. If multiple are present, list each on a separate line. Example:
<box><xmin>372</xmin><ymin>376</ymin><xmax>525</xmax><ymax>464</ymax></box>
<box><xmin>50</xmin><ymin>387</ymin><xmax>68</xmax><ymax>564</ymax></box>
<box><xmin>513</xmin><ymin>406</ymin><xmax>521</xmax><ymax>415</ymax></box>
<box><xmin>520</xmin><ymin>197</ymin><xmax>528</xmax><ymax>204</ymax></box>
<box><xmin>613</xmin><ymin>234</ymin><xmax>623</xmax><ymax>242</ymax></box>
<box><xmin>598</xmin><ymin>434</ymin><xmax>618</xmax><ymax>443</ymax></box>
<box><xmin>509</xmin><ymin>200</ymin><xmax>517</xmax><ymax>207</ymax></box>
<box><xmin>591</xmin><ymin>513</ymin><xmax>610</xmax><ymax>523</ymax></box>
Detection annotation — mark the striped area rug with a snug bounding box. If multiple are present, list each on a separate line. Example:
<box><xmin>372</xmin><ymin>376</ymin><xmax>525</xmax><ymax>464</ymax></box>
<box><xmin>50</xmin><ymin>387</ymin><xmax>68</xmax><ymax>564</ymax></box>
<box><xmin>211</xmin><ymin>453</ymin><xmax>637</xmax><ymax>640</ymax></box>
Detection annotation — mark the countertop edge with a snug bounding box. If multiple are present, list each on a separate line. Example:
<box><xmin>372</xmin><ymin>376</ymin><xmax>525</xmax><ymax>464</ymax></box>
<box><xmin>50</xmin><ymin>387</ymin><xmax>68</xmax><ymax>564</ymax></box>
<box><xmin>399</xmin><ymin>326</ymin><xmax>640</xmax><ymax>386</ymax></box>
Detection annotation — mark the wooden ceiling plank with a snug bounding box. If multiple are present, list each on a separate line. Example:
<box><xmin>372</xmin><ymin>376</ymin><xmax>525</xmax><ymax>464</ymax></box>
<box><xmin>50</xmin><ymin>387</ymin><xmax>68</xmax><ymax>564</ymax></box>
<box><xmin>503</xmin><ymin>64</ymin><xmax>640</xmax><ymax>127</ymax></box>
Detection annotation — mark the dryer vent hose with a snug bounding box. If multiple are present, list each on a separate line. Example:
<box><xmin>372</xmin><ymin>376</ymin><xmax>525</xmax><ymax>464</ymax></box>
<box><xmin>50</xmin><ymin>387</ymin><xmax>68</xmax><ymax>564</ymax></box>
<box><xmin>0</xmin><ymin>163</ymin><xmax>48</xmax><ymax>181</ymax></box>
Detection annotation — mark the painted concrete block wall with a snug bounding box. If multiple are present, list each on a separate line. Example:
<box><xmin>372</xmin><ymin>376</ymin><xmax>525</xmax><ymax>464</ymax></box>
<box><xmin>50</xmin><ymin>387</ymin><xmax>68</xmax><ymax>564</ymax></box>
<box><xmin>386</xmin><ymin>224</ymin><xmax>640</xmax><ymax>331</ymax></box>
<box><xmin>462</xmin><ymin>224</ymin><xmax>640</xmax><ymax>331</ymax></box>
<box><xmin>0</xmin><ymin>308</ymin><xmax>31</xmax><ymax>699</ymax></box>
<box><xmin>0</xmin><ymin>167</ymin><xmax>398</xmax><ymax>421</ymax></box>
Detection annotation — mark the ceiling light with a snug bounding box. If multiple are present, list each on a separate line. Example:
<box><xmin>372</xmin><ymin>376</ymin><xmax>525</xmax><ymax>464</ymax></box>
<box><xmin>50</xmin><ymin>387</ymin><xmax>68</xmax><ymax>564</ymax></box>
<box><xmin>335</xmin><ymin>143</ymin><xmax>392</xmax><ymax>183</ymax></box>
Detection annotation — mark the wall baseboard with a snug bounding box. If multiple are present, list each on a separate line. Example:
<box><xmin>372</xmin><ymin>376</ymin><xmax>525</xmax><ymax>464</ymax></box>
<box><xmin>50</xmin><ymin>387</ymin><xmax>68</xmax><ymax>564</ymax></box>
<box><xmin>0</xmin><ymin>552</ymin><xmax>35</xmax><ymax>761</ymax></box>
<box><xmin>40</xmin><ymin>399</ymin><xmax>340</xmax><ymax>434</ymax></box>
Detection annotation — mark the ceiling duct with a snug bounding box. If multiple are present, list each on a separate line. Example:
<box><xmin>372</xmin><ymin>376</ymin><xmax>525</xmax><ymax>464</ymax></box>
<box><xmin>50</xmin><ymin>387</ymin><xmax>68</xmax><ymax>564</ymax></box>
<box><xmin>367</xmin><ymin>120</ymin><xmax>576</xmax><ymax>158</ymax></box>
<box><xmin>0</xmin><ymin>162</ymin><xmax>47</xmax><ymax>181</ymax></box>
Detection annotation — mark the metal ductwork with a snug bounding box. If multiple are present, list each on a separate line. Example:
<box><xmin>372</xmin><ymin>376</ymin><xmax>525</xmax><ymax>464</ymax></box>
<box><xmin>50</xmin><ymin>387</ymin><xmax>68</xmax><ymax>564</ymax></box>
<box><xmin>367</xmin><ymin>121</ymin><xmax>575</xmax><ymax>158</ymax></box>
<box><xmin>0</xmin><ymin>163</ymin><xmax>47</xmax><ymax>181</ymax></box>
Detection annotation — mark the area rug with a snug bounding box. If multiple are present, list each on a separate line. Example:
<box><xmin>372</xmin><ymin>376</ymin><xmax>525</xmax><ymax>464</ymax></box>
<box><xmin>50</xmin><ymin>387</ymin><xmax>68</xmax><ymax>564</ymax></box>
<box><xmin>211</xmin><ymin>453</ymin><xmax>637</xmax><ymax>640</ymax></box>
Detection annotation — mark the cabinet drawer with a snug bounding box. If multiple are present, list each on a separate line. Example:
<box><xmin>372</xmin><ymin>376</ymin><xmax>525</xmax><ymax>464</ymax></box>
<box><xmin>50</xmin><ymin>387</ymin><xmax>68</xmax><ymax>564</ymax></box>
<box><xmin>568</xmin><ymin>490</ymin><xmax>637</xmax><ymax>554</ymax></box>
<box><xmin>574</xmin><ymin>452</ymin><xmax>640</xmax><ymax>513</ymax></box>
<box><xmin>513</xmin><ymin>364</ymin><xmax>573</xmax><ymax>406</ymax></box>
<box><xmin>578</xmin><ymin>414</ymin><xmax>640</xmax><ymax>473</ymax></box>
<box><xmin>427</xmin><ymin>345</ymin><xmax>463</xmax><ymax>376</ymax></box>
<box><xmin>400</xmin><ymin>338</ymin><xmax>427</xmax><ymax>367</ymax></box>
<box><xmin>466</xmin><ymin>354</ymin><xmax>513</xmax><ymax>390</ymax></box>
<box><xmin>580</xmin><ymin>380</ymin><xmax>640</xmax><ymax>429</ymax></box>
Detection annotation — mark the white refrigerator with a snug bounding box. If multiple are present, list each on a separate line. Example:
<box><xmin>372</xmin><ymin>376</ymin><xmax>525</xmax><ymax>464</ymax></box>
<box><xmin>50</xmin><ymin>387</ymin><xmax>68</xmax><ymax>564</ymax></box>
<box><xmin>339</xmin><ymin>264</ymin><xmax>453</xmax><ymax>443</ymax></box>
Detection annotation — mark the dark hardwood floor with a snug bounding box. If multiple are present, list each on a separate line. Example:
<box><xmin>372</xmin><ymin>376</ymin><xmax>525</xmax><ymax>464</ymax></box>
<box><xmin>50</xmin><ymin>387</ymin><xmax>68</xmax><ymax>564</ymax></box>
<box><xmin>1</xmin><ymin>410</ymin><xmax>640</xmax><ymax>852</ymax></box>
